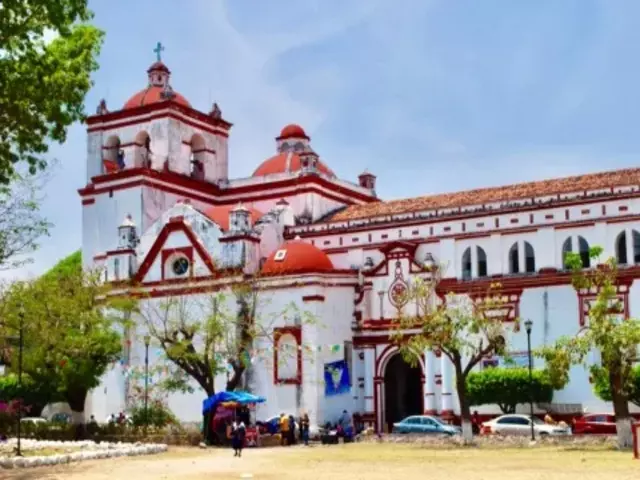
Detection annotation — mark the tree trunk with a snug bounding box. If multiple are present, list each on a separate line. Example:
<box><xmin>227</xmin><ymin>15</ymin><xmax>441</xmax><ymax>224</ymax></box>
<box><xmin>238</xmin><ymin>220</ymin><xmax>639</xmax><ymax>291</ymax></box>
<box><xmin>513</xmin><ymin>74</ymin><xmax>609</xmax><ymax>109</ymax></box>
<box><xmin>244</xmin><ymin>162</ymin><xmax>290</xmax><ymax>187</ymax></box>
<box><xmin>455</xmin><ymin>372</ymin><xmax>473</xmax><ymax>443</ymax></box>
<box><xmin>202</xmin><ymin>388</ymin><xmax>216</xmax><ymax>446</ymax></box>
<box><xmin>66</xmin><ymin>389</ymin><xmax>88</xmax><ymax>440</ymax></box>
<box><xmin>609</xmin><ymin>368</ymin><xmax>634</xmax><ymax>449</ymax></box>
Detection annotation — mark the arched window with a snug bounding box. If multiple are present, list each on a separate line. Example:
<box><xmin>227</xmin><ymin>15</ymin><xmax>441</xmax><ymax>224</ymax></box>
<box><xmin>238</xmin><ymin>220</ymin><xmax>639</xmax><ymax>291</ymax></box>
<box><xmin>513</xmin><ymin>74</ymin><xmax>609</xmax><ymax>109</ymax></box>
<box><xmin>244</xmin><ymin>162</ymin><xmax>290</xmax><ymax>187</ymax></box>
<box><xmin>578</xmin><ymin>236</ymin><xmax>590</xmax><ymax>268</ymax></box>
<box><xmin>615</xmin><ymin>230</ymin><xmax>640</xmax><ymax>265</ymax></box>
<box><xmin>189</xmin><ymin>134</ymin><xmax>206</xmax><ymax>180</ymax></box>
<box><xmin>103</xmin><ymin>136</ymin><xmax>123</xmax><ymax>173</ymax></box>
<box><xmin>461</xmin><ymin>246</ymin><xmax>488</xmax><ymax>279</ymax></box>
<box><xmin>508</xmin><ymin>243</ymin><xmax>519</xmax><ymax>274</ymax></box>
<box><xmin>562</xmin><ymin>236</ymin><xmax>590</xmax><ymax>269</ymax></box>
<box><xmin>509</xmin><ymin>241</ymin><xmax>536</xmax><ymax>274</ymax></box>
<box><xmin>477</xmin><ymin>246</ymin><xmax>488</xmax><ymax>277</ymax></box>
<box><xmin>134</xmin><ymin>131</ymin><xmax>151</xmax><ymax>168</ymax></box>
<box><xmin>462</xmin><ymin>247</ymin><xmax>472</xmax><ymax>280</ymax></box>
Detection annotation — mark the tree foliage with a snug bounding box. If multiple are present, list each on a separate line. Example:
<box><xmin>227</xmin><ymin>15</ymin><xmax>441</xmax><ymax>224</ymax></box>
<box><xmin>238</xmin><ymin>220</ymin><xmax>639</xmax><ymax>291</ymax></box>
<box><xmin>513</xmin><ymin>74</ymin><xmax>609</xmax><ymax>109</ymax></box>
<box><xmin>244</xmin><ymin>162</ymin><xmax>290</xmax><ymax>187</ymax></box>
<box><xmin>0</xmin><ymin>0</ymin><xmax>104</xmax><ymax>183</ymax></box>
<box><xmin>536</xmin><ymin>247</ymin><xmax>640</xmax><ymax>448</ymax></box>
<box><xmin>466</xmin><ymin>367</ymin><xmax>554</xmax><ymax>413</ymax></box>
<box><xmin>591</xmin><ymin>364</ymin><xmax>640</xmax><ymax>408</ymax></box>
<box><xmin>0</xmin><ymin>251</ymin><xmax>130</xmax><ymax>422</ymax></box>
<box><xmin>0</xmin><ymin>171</ymin><xmax>52</xmax><ymax>269</ymax></box>
<box><xmin>392</xmin><ymin>276</ymin><xmax>514</xmax><ymax>441</ymax></box>
<box><xmin>0</xmin><ymin>372</ymin><xmax>59</xmax><ymax>417</ymax></box>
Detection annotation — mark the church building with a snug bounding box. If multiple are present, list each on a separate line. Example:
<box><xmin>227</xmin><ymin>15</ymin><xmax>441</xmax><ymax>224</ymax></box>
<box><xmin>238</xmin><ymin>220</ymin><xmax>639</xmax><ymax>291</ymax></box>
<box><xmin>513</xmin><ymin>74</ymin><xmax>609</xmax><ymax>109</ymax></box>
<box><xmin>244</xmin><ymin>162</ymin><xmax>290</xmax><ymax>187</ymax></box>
<box><xmin>79</xmin><ymin>54</ymin><xmax>640</xmax><ymax>429</ymax></box>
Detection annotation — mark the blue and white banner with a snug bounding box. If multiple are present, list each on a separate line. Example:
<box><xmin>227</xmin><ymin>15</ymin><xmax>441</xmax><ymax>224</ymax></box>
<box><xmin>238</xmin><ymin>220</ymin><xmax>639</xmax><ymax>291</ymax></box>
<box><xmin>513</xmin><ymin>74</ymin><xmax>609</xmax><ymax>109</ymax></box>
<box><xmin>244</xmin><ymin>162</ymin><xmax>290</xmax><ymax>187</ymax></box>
<box><xmin>324</xmin><ymin>360</ymin><xmax>351</xmax><ymax>397</ymax></box>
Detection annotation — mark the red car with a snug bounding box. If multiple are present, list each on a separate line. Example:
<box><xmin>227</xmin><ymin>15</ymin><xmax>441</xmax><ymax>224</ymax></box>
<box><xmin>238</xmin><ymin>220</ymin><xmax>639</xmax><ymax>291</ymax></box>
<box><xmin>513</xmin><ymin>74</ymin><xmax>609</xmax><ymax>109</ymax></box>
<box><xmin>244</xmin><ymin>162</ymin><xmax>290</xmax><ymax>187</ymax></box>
<box><xmin>572</xmin><ymin>414</ymin><xmax>616</xmax><ymax>435</ymax></box>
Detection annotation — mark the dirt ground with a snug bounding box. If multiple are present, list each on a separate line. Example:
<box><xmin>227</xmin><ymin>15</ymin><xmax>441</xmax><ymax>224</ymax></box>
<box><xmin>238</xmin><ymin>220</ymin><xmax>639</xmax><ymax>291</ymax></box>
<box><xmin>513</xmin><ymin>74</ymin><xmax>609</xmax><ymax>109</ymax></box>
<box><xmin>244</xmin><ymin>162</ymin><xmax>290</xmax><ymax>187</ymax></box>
<box><xmin>1</xmin><ymin>444</ymin><xmax>638</xmax><ymax>480</ymax></box>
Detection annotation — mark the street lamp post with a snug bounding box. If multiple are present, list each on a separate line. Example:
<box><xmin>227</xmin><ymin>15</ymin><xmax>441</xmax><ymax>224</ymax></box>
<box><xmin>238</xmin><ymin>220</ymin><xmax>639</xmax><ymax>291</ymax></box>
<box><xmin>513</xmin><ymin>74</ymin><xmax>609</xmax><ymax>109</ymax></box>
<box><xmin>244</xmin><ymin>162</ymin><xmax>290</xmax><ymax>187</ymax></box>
<box><xmin>5</xmin><ymin>310</ymin><xmax>25</xmax><ymax>456</ymax></box>
<box><xmin>524</xmin><ymin>319</ymin><xmax>535</xmax><ymax>441</ymax></box>
<box><xmin>143</xmin><ymin>335</ymin><xmax>150</xmax><ymax>434</ymax></box>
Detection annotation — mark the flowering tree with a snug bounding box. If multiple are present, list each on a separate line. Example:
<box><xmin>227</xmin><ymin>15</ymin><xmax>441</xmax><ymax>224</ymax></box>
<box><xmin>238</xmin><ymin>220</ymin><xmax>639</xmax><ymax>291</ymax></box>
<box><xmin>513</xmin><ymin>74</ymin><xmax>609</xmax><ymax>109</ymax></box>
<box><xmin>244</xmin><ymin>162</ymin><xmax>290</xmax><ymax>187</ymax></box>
<box><xmin>537</xmin><ymin>247</ymin><xmax>640</xmax><ymax>448</ymax></box>
<box><xmin>392</xmin><ymin>275</ymin><xmax>513</xmax><ymax>442</ymax></box>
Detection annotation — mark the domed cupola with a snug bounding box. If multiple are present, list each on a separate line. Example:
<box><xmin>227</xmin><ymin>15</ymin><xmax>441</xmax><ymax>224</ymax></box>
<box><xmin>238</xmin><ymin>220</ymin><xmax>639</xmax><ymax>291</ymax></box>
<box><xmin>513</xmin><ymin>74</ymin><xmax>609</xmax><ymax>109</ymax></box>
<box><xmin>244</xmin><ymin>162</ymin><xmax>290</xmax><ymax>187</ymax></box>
<box><xmin>261</xmin><ymin>239</ymin><xmax>334</xmax><ymax>276</ymax></box>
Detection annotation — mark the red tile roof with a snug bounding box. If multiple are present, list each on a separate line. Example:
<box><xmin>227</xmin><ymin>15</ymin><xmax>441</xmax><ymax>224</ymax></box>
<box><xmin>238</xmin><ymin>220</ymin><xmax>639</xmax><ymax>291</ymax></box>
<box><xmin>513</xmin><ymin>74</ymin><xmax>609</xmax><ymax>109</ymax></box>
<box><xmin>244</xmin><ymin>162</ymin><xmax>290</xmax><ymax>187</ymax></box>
<box><xmin>330</xmin><ymin>167</ymin><xmax>640</xmax><ymax>221</ymax></box>
<box><xmin>203</xmin><ymin>204</ymin><xmax>263</xmax><ymax>231</ymax></box>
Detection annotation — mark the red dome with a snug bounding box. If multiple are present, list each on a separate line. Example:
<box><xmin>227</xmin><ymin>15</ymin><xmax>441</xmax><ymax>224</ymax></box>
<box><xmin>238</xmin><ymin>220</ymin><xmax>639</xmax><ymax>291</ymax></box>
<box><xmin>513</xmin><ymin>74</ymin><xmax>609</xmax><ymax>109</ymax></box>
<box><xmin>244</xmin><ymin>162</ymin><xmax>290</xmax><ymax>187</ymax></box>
<box><xmin>252</xmin><ymin>153</ymin><xmax>334</xmax><ymax>177</ymax></box>
<box><xmin>262</xmin><ymin>241</ymin><xmax>334</xmax><ymax>275</ymax></box>
<box><xmin>123</xmin><ymin>86</ymin><xmax>191</xmax><ymax>110</ymax></box>
<box><xmin>203</xmin><ymin>204</ymin><xmax>263</xmax><ymax>231</ymax></box>
<box><xmin>278</xmin><ymin>124</ymin><xmax>308</xmax><ymax>140</ymax></box>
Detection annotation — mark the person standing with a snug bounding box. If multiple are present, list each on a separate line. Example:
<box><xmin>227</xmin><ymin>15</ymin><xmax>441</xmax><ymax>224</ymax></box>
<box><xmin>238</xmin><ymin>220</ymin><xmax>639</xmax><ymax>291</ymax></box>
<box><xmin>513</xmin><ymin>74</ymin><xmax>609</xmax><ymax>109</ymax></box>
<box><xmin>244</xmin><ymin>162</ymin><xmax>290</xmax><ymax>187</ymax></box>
<box><xmin>279</xmin><ymin>413</ymin><xmax>290</xmax><ymax>446</ymax></box>
<box><xmin>232</xmin><ymin>421</ymin><xmax>246</xmax><ymax>457</ymax></box>
<box><xmin>289</xmin><ymin>414</ymin><xmax>296</xmax><ymax>445</ymax></box>
<box><xmin>301</xmin><ymin>413</ymin><xmax>310</xmax><ymax>446</ymax></box>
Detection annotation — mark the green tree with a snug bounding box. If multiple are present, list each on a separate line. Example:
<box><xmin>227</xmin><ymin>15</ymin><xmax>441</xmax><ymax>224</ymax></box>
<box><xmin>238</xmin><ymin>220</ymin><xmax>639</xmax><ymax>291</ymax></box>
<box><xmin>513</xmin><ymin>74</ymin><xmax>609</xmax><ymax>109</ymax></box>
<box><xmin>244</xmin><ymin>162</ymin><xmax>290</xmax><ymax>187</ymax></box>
<box><xmin>0</xmin><ymin>0</ymin><xmax>103</xmax><ymax>183</ymax></box>
<box><xmin>0</xmin><ymin>373</ymin><xmax>61</xmax><ymax>417</ymax></box>
<box><xmin>0</xmin><ymin>251</ymin><xmax>130</xmax><ymax>426</ymax></box>
<box><xmin>537</xmin><ymin>247</ymin><xmax>640</xmax><ymax>449</ymax></box>
<box><xmin>392</xmin><ymin>277</ymin><xmax>513</xmax><ymax>442</ymax></box>
<box><xmin>466</xmin><ymin>367</ymin><xmax>554</xmax><ymax>413</ymax></box>
<box><xmin>590</xmin><ymin>365</ymin><xmax>640</xmax><ymax>408</ymax></box>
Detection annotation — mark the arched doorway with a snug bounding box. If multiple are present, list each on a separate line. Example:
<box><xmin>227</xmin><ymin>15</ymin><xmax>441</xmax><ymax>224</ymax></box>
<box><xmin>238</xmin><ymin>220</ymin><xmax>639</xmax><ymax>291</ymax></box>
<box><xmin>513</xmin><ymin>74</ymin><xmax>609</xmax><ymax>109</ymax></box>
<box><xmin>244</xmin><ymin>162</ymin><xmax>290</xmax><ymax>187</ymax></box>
<box><xmin>383</xmin><ymin>353</ymin><xmax>423</xmax><ymax>432</ymax></box>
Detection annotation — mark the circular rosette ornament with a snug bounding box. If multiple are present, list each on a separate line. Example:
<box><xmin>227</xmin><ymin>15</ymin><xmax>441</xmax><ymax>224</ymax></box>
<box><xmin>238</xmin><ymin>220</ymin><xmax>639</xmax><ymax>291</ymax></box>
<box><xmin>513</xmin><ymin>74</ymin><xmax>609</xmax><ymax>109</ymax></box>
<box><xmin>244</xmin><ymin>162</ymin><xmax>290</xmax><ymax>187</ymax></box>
<box><xmin>388</xmin><ymin>279</ymin><xmax>409</xmax><ymax>307</ymax></box>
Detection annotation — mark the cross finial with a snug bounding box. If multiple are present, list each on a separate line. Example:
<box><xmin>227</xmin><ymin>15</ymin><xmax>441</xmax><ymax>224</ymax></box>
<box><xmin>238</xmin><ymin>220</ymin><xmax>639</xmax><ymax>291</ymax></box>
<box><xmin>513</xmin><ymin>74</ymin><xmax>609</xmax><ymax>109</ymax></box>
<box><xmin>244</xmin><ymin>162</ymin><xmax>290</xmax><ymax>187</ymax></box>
<box><xmin>153</xmin><ymin>42</ymin><xmax>164</xmax><ymax>62</ymax></box>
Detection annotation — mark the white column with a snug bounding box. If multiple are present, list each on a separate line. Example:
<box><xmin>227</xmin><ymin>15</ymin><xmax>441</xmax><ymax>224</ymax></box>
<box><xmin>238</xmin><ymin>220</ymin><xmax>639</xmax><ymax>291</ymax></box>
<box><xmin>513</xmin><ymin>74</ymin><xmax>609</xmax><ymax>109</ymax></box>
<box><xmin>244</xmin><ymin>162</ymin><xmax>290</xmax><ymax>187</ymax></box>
<box><xmin>363</xmin><ymin>348</ymin><xmax>375</xmax><ymax>413</ymax></box>
<box><xmin>424</xmin><ymin>349</ymin><xmax>436</xmax><ymax>414</ymax></box>
<box><xmin>440</xmin><ymin>354</ymin><xmax>454</xmax><ymax>415</ymax></box>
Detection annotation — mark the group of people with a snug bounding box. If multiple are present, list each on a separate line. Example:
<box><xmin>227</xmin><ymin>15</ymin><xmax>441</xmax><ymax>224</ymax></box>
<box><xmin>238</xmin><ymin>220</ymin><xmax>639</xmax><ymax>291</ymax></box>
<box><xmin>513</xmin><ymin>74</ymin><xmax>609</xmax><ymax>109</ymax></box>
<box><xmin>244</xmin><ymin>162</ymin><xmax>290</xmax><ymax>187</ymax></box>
<box><xmin>279</xmin><ymin>412</ymin><xmax>311</xmax><ymax>446</ymax></box>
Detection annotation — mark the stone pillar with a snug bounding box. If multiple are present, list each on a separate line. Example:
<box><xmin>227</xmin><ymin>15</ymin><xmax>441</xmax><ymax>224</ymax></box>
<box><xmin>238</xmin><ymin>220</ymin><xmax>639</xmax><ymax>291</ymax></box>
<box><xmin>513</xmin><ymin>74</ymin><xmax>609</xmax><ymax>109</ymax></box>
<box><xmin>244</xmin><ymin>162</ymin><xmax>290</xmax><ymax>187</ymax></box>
<box><xmin>363</xmin><ymin>348</ymin><xmax>375</xmax><ymax>414</ymax></box>
<box><xmin>424</xmin><ymin>349</ymin><xmax>437</xmax><ymax>414</ymax></box>
<box><xmin>440</xmin><ymin>354</ymin><xmax>454</xmax><ymax>417</ymax></box>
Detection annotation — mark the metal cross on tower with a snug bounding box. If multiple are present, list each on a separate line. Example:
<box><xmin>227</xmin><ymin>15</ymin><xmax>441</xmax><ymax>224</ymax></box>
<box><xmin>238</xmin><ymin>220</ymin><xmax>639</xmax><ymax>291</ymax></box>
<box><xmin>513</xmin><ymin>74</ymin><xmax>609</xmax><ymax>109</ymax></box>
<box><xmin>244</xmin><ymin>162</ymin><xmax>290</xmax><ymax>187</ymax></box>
<box><xmin>153</xmin><ymin>42</ymin><xmax>164</xmax><ymax>62</ymax></box>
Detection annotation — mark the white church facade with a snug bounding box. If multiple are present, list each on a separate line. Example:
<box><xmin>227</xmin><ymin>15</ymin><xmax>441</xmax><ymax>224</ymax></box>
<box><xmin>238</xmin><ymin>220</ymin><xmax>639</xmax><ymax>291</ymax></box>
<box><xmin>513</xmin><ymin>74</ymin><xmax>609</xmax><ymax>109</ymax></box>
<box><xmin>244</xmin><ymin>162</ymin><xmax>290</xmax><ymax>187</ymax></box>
<box><xmin>79</xmin><ymin>56</ymin><xmax>640</xmax><ymax>430</ymax></box>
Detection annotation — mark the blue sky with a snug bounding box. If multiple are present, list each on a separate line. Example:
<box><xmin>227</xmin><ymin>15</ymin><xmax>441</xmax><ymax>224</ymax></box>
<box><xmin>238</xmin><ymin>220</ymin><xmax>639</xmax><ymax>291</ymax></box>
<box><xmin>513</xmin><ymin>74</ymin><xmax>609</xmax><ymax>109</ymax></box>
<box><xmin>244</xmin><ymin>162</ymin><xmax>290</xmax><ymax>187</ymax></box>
<box><xmin>7</xmin><ymin>0</ymin><xmax>640</xmax><ymax>279</ymax></box>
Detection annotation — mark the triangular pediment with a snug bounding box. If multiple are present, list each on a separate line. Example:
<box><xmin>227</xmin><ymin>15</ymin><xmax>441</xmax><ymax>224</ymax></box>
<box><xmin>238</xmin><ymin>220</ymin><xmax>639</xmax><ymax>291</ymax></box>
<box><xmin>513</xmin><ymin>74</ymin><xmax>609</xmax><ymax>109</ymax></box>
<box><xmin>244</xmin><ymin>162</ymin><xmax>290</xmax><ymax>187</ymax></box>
<box><xmin>135</xmin><ymin>216</ymin><xmax>216</xmax><ymax>283</ymax></box>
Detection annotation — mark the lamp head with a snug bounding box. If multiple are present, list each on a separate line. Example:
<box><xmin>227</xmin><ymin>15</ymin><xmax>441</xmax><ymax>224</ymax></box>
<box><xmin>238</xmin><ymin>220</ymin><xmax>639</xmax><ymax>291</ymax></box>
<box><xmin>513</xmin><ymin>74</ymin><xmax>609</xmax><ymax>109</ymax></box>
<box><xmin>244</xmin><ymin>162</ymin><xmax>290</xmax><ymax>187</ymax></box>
<box><xmin>524</xmin><ymin>319</ymin><xmax>533</xmax><ymax>334</ymax></box>
<box><xmin>143</xmin><ymin>335</ymin><xmax>151</xmax><ymax>347</ymax></box>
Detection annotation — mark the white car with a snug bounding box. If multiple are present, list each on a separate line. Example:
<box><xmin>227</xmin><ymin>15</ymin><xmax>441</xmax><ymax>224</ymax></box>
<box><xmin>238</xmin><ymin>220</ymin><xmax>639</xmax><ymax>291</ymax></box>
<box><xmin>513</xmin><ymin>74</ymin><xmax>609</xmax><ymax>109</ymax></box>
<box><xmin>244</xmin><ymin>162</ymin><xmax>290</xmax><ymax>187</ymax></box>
<box><xmin>481</xmin><ymin>414</ymin><xmax>572</xmax><ymax>437</ymax></box>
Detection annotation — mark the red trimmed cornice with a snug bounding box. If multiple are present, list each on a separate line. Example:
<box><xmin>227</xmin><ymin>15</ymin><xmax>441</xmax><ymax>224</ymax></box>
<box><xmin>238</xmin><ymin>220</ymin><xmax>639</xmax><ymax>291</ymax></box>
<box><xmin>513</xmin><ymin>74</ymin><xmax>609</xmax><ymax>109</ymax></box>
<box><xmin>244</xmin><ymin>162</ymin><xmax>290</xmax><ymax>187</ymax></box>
<box><xmin>86</xmin><ymin>100</ymin><xmax>232</xmax><ymax>132</ymax></box>
<box><xmin>77</xmin><ymin>167</ymin><xmax>377</xmax><ymax>205</ymax></box>
<box><xmin>436</xmin><ymin>265</ymin><xmax>640</xmax><ymax>294</ymax></box>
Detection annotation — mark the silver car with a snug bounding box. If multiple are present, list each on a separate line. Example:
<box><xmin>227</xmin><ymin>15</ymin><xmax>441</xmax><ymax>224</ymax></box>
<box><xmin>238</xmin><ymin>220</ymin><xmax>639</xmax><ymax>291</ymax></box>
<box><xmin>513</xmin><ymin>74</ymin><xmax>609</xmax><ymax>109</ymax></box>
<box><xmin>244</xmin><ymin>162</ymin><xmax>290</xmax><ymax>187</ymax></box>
<box><xmin>481</xmin><ymin>414</ymin><xmax>572</xmax><ymax>437</ymax></box>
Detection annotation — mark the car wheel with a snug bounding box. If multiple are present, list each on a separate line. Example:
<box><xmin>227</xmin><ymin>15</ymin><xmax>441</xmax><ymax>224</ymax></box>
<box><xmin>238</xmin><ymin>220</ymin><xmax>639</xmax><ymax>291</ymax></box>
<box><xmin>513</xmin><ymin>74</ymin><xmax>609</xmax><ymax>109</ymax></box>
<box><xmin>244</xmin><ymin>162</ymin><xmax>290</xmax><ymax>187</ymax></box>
<box><xmin>539</xmin><ymin>432</ymin><xmax>549</xmax><ymax>438</ymax></box>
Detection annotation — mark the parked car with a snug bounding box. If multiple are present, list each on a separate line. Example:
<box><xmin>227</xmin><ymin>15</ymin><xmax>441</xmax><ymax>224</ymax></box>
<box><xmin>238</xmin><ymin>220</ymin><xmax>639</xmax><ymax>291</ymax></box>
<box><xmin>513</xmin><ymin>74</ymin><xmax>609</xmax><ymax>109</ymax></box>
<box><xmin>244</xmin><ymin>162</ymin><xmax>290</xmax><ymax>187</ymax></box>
<box><xmin>393</xmin><ymin>415</ymin><xmax>461</xmax><ymax>435</ymax></box>
<box><xmin>572</xmin><ymin>414</ymin><xmax>616</xmax><ymax>435</ymax></box>
<box><xmin>481</xmin><ymin>414</ymin><xmax>571</xmax><ymax>437</ymax></box>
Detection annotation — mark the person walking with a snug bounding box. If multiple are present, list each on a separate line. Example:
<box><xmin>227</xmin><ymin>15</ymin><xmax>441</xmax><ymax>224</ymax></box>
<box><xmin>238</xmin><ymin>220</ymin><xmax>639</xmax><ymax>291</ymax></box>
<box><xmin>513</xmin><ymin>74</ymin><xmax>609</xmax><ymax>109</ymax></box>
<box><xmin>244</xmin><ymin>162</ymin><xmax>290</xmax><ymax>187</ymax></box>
<box><xmin>301</xmin><ymin>413</ymin><xmax>310</xmax><ymax>446</ymax></box>
<box><xmin>232</xmin><ymin>421</ymin><xmax>246</xmax><ymax>457</ymax></box>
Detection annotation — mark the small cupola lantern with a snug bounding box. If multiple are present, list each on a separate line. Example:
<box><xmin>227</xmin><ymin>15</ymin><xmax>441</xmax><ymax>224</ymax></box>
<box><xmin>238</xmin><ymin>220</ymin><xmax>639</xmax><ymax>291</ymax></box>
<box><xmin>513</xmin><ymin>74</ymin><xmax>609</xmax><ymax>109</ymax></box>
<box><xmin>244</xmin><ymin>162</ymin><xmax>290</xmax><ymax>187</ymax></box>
<box><xmin>358</xmin><ymin>169</ymin><xmax>377</xmax><ymax>190</ymax></box>
<box><xmin>118</xmin><ymin>214</ymin><xmax>138</xmax><ymax>249</ymax></box>
<box><xmin>229</xmin><ymin>203</ymin><xmax>251</xmax><ymax>233</ymax></box>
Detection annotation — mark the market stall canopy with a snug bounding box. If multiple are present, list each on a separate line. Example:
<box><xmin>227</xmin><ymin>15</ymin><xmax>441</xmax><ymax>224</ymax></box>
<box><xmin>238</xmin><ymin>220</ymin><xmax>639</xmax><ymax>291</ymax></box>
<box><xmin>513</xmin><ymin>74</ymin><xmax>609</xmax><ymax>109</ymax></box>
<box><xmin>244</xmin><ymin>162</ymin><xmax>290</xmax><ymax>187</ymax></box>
<box><xmin>202</xmin><ymin>391</ymin><xmax>266</xmax><ymax>414</ymax></box>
